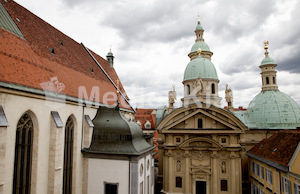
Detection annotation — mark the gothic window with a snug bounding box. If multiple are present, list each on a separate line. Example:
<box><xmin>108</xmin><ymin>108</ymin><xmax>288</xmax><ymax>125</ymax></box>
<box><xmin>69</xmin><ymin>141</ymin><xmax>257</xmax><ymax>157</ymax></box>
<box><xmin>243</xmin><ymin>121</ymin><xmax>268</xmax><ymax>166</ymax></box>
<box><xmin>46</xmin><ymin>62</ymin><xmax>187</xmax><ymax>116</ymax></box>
<box><xmin>187</xmin><ymin>85</ymin><xmax>190</xmax><ymax>95</ymax></box>
<box><xmin>198</xmin><ymin>118</ymin><xmax>203</xmax><ymax>128</ymax></box>
<box><xmin>211</xmin><ymin>83</ymin><xmax>215</xmax><ymax>94</ymax></box>
<box><xmin>175</xmin><ymin>177</ymin><xmax>182</xmax><ymax>188</ymax></box>
<box><xmin>13</xmin><ymin>113</ymin><xmax>33</xmax><ymax>194</ymax></box>
<box><xmin>63</xmin><ymin>116</ymin><xmax>74</xmax><ymax>194</ymax></box>
<box><xmin>266</xmin><ymin>77</ymin><xmax>270</xmax><ymax>84</ymax></box>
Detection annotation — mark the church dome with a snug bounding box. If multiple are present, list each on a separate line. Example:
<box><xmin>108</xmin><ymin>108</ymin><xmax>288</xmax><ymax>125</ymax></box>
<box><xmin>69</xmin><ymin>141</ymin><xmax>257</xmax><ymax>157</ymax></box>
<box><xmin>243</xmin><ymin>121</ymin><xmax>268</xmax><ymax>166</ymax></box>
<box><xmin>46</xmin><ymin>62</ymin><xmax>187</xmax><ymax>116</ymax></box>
<box><xmin>261</xmin><ymin>57</ymin><xmax>276</xmax><ymax>66</ymax></box>
<box><xmin>183</xmin><ymin>55</ymin><xmax>218</xmax><ymax>81</ymax></box>
<box><xmin>190</xmin><ymin>41</ymin><xmax>211</xmax><ymax>53</ymax></box>
<box><xmin>247</xmin><ymin>90</ymin><xmax>300</xmax><ymax>129</ymax></box>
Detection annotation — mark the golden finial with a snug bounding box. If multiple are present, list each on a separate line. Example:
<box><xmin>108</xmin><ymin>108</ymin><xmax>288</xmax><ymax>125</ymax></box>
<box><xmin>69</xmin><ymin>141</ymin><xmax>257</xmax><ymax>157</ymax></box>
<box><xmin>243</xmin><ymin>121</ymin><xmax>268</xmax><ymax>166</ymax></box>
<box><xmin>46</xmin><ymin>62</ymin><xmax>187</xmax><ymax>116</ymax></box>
<box><xmin>264</xmin><ymin>41</ymin><xmax>269</xmax><ymax>57</ymax></box>
<box><xmin>198</xmin><ymin>13</ymin><xmax>200</xmax><ymax>23</ymax></box>
<box><xmin>264</xmin><ymin>40</ymin><xmax>269</xmax><ymax>51</ymax></box>
<box><xmin>197</xmin><ymin>47</ymin><xmax>202</xmax><ymax>55</ymax></box>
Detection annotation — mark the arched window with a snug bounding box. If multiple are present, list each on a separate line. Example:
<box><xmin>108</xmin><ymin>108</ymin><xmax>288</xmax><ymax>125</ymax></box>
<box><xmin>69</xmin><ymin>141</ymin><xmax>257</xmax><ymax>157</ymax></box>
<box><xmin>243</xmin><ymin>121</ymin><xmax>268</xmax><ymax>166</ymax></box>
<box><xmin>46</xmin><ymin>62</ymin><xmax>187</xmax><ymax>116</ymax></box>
<box><xmin>187</xmin><ymin>85</ymin><xmax>190</xmax><ymax>95</ymax></box>
<box><xmin>13</xmin><ymin>113</ymin><xmax>33</xmax><ymax>194</ymax></box>
<box><xmin>273</xmin><ymin>77</ymin><xmax>276</xmax><ymax>84</ymax></box>
<box><xmin>63</xmin><ymin>116</ymin><xmax>74</xmax><ymax>194</ymax></box>
<box><xmin>266</xmin><ymin>77</ymin><xmax>270</xmax><ymax>85</ymax></box>
<box><xmin>211</xmin><ymin>83</ymin><xmax>215</xmax><ymax>94</ymax></box>
<box><xmin>198</xmin><ymin>118</ymin><xmax>203</xmax><ymax>129</ymax></box>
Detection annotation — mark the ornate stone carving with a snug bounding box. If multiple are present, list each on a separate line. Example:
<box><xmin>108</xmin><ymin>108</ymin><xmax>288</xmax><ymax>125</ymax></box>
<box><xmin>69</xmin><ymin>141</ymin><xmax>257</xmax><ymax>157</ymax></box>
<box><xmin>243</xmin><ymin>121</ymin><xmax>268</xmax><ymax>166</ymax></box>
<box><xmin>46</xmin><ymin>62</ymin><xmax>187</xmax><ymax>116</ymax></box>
<box><xmin>191</xmin><ymin>151</ymin><xmax>211</xmax><ymax>169</ymax></box>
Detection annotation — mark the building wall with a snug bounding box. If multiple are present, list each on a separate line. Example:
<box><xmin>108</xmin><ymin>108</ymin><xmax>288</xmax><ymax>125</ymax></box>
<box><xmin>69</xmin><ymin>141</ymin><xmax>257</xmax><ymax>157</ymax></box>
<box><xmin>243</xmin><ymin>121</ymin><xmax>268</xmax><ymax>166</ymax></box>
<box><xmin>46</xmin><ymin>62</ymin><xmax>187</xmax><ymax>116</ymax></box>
<box><xmin>0</xmin><ymin>88</ymin><xmax>98</xmax><ymax>194</ymax></box>
<box><xmin>249</xmin><ymin>157</ymin><xmax>300</xmax><ymax>194</ymax></box>
<box><xmin>87</xmin><ymin>158</ymin><xmax>129</xmax><ymax>194</ymax></box>
<box><xmin>137</xmin><ymin>154</ymin><xmax>154</xmax><ymax>194</ymax></box>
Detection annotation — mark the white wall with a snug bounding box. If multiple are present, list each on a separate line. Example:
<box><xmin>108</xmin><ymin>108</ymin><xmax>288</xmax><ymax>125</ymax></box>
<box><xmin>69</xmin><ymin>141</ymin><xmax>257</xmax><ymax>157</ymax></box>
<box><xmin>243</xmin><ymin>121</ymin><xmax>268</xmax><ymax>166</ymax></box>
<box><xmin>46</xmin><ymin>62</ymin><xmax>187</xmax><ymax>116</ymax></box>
<box><xmin>88</xmin><ymin>158</ymin><xmax>129</xmax><ymax>194</ymax></box>
<box><xmin>0</xmin><ymin>89</ymin><xmax>98</xmax><ymax>194</ymax></box>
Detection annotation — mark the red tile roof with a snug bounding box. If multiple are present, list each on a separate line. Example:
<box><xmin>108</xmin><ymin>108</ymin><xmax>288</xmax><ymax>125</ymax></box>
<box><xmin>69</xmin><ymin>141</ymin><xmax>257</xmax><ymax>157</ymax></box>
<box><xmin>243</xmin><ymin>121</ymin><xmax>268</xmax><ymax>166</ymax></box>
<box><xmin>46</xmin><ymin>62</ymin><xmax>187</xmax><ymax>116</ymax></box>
<box><xmin>0</xmin><ymin>0</ymin><xmax>132</xmax><ymax>110</ymax></box>
<box><xmin>135</xmin><ymin>108</ymin><xmax>156</xmax><ymax>130</ymax></box>
<box><xmin>248</xmin><ymin>130</ymin><xmax>300</xmax><ymax>167</ymax></box>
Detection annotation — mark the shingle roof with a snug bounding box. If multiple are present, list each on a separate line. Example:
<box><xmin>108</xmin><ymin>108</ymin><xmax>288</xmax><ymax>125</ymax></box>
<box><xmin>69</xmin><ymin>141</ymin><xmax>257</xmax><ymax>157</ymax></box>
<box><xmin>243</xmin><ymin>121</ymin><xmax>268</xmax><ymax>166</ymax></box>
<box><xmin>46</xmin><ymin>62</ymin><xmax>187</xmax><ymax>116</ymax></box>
<box><xmin>0</xmin><ymin>0</ymin><xmax>132</xmax><ymax>110</ymax></box>
<box><xmin>247</xmin><ymin>130</ymin><xmax>300</xmax><ymax>167</ymax></box>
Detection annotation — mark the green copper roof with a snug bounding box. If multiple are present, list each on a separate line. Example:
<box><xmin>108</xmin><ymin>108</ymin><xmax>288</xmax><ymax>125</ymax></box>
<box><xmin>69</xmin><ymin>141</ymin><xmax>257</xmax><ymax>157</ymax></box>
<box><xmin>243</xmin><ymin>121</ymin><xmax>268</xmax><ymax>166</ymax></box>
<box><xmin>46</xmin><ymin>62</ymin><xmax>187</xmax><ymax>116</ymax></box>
<box><xmin>247</xmin><ymin>90</ymin><xmax>300</xmax><ymax>129</ymax></box>
<box><xmin>261</xmin><ymin>57</ymin><xmax>276</xmax><ymax>66</ymax></box>
<box><xmin>195</xmin><ymin>21</ymin><xmax>203</xmax><ymax>30</ymax></box>
<box><xmin>190</xmin><ymin>41</ymin><xmax>211</xmax><ymax>53</ymax></box>
<box><xmin>83</xmin><ymin>106</ymin><xmax>153</xmax><ymax>155</ymax></box>
<box><xmin>107</xmin><ymin>50</ymin><xmax>113</xmax><ymax>56</ymax></box>
<box><xmin>0</xmin><ymin>2</ymin><xmax>24</xmax><ymax>39</ymax></box>
<box><xmin>183</xmin><ymin>55</ymin><xmax>219</xmax><ymax>81</ymax></box>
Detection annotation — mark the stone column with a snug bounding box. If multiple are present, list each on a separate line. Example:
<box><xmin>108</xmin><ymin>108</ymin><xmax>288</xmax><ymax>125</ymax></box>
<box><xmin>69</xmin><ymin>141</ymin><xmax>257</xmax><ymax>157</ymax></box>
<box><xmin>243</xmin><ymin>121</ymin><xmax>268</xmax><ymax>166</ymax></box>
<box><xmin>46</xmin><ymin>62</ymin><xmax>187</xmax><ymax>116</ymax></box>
<box><xmin>168</xmin><ymin>150</ymin><xmax>173</xmax><ymax>192</ymax></box>
<box><xmin>184</xmin><ymin>150</ymin><xmax>190</xmax><ymax>193</ymax></box>
<box><xmin>211</xmin><ymin>151</ymin><xmax>218</xmax><ymax>194</ymax></box>
<box><xmin>163</xmin><ymin>150</ymin><xmax>169</xmax><ymax>192</ymax></box>
<box><xmin>230</xmin><ymin>152</ymin><xmax>236</xmax><ymax>194</ymax></box>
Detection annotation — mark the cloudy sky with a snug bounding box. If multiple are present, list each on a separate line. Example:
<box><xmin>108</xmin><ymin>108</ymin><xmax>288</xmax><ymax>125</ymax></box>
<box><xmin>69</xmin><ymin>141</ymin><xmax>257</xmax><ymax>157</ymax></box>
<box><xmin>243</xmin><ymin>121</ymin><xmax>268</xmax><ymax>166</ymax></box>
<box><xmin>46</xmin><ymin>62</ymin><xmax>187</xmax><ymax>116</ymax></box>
<box><xmin>15</xmin><ymin>0</ymin><xmax>300</xmax><ymax>109</ymax></box>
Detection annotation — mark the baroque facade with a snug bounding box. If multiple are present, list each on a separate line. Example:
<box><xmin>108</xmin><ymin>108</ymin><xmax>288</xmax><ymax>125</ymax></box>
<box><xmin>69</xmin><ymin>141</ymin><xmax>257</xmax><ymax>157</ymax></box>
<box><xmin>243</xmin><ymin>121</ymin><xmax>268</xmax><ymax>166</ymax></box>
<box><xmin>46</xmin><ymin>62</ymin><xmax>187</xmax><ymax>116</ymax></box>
<box><xmin>157</xmin><ymin>18</ymin><xmax>300</xmax><ymax>194</ymax></box>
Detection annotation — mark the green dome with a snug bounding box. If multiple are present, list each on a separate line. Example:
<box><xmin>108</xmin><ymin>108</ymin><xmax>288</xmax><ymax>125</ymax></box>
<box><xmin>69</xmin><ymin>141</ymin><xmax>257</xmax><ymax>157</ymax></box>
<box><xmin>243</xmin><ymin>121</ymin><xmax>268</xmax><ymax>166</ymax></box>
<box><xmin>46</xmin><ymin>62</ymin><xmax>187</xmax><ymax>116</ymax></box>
<box><xmin>107</xmin><ymin>50</ymin><xmax>113</xmax><ymax>56</ymax></box>
<box><xmin>190</xmin><ymin>41</ymin><xmax>211</xmax><ymax>53</ymax></box>
<box><xmin>247</xmin><ymin>90</ymin><xmax>300</xmax><ymax>129</ymax></box>
<box><xmin>196</xmin><ymin>22</ymin><xmax>203</xmax><ymax>30</ymax></box>
<box><xmin>261</xmin><ymin>57</ymin><xmax>276</xmax><ymax>66</ymax></box>
<box><xmin>183</xmin><ymin>56</ymin><xmax>219</xmax><ymax>81</ymax></box>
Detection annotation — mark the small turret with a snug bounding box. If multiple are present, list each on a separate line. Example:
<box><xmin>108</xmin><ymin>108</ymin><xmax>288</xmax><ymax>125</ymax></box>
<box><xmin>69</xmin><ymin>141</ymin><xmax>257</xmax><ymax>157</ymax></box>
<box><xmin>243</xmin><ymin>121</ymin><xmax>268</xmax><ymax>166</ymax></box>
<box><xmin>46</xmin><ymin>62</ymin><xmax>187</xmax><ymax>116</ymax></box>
<box><xmin>260</xmin><ymin>41</ymin><xmax>278</xmax><ymax>91</ymax></box>
<box><xmin>106</xmin><ymin>49</ymin><xmax>114</xmax><ymax>68</ymax></box>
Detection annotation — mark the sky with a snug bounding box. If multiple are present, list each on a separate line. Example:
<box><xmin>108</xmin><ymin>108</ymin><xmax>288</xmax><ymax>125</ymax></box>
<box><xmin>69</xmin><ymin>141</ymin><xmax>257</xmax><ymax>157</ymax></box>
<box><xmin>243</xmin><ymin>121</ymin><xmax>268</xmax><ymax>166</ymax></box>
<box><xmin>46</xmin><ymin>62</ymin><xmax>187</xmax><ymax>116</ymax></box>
<box><xmin>15</xmin><ymin>0</ymin><xmax>300</xmax><ymax>109</ymax></box>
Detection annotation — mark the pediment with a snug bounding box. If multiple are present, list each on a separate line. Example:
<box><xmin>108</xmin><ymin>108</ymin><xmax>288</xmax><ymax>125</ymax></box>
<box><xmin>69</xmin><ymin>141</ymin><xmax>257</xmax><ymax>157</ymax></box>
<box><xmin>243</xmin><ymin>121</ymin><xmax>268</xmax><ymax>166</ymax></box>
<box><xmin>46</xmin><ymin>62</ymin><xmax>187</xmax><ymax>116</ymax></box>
<box><xmin>157</xmin><ymin>105</ymin><xmax>248</xmax><ymax>132</ymax></box>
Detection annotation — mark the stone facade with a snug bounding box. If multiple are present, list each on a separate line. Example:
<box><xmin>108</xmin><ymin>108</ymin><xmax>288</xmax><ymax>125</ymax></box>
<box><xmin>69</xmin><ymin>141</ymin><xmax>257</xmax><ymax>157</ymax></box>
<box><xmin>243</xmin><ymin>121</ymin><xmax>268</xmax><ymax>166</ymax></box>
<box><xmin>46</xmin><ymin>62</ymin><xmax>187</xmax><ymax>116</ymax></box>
<box><xmin>157</xmin><ymin>104</ymin><xmax>247</xmax><ymax>194</ymax></box>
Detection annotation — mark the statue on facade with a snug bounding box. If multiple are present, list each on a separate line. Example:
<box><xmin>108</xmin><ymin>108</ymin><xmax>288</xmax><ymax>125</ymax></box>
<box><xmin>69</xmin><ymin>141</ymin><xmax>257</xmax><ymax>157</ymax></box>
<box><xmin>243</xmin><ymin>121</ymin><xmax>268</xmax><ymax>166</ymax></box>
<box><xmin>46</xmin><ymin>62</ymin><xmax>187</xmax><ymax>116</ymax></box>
<box><xmin>168</xmin><ymin>85</ymin><xmax>176</xmax><ymax>112</ymax></box>
<box><xmin>193</xmin><ymin>77</ymin><xmax>203</xmax><ymax>96</ymax></box>
<box><xmin>221</xmin><ymin>162</ymin><xmax>226</xmax><ymax>174</ymax></box>
<box><xmin>225</xmin><ymin>84</ymin><xmax>234</xmax><ymax>112</ymax></box>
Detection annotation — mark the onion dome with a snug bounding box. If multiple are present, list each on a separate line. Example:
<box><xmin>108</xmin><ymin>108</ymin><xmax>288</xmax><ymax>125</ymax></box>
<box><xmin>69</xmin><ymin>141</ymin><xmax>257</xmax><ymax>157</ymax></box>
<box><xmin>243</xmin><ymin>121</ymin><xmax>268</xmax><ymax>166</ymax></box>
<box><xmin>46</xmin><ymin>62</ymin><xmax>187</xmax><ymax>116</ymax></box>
<box><xmin>82</xmin><ymin>106</ymin><xmax>153</xmax><ymax>155</ymax></box>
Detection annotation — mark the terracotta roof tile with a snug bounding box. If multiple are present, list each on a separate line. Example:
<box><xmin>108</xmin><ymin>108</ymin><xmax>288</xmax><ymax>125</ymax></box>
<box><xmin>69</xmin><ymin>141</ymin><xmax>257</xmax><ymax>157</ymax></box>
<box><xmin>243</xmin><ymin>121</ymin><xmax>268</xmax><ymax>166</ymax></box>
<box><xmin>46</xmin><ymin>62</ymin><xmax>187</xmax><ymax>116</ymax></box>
<box><xmin>135</xmin><ymin>108</ymin><xmax>156</xmax><ymax>130</ymax></box>
<box><xmin>248</xmin><ymin>130</ymin><xmax>300</xmax><ymax>167</ymax></box>
<box><xmin>0</xmin><ymin>0</ymin><xmax>131</xmax><ymax>110</ymax></box>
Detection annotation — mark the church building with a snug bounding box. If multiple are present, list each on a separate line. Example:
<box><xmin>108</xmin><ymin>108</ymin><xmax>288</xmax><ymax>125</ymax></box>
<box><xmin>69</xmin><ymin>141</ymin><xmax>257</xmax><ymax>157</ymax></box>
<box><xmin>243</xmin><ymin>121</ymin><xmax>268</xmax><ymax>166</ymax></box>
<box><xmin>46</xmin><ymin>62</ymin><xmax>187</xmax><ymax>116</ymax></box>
<box><xmin>156</xmin><ymin>17</ymin><xmax>300</xmax><ymax>194</ymax></box>
<box><xmin>0</xmin><ymin>1</ymin><xmax>154</xmax><ymax>194</ymax></box>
